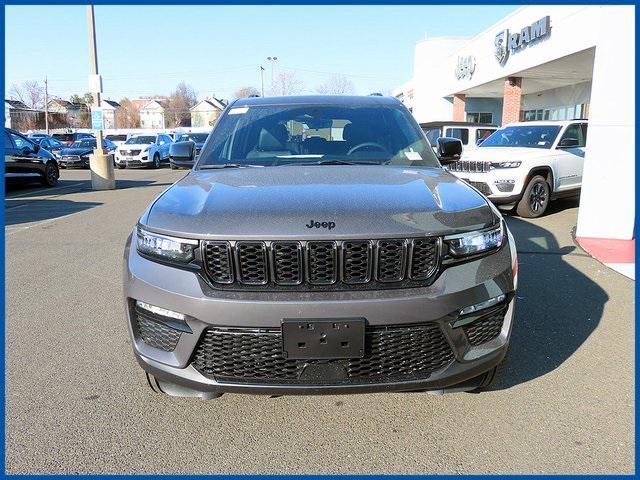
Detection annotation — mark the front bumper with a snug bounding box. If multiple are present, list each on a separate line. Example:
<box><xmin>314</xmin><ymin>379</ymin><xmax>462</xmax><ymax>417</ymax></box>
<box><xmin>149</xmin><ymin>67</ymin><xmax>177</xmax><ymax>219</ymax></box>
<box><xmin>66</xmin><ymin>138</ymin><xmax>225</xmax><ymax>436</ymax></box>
<box><xmin>123</xmin><ymin>232</ymin><xmax>516</xmax><ymax>395</ymax></box>
<box><xmin>59</xmin><ymin>156</ymin><xmax>90</xmax><ymax>168</ymax></box>
<box><xmin>447</xmin><ymin>170</ymin><xmax>525</xmax><ymax>205</ymax></box>
<box><xmin>115</xmin><ymin>151</ymin><xmax>150</xmax><ymax>167</ymax></box>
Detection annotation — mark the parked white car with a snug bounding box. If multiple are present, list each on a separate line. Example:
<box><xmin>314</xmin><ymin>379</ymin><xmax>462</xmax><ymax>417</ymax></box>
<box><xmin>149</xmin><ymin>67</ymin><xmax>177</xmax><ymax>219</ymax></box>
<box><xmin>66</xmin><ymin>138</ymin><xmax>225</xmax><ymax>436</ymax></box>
<box><xmin>443</xmin><ymin>120</ymin><xmax>587</xmax><ymax>217</ymax></box>
<box><xmin>114</xmin><ymin>133</ymin><xmax>173</xmax><ymax>169</ymax></box>
<box><xmin>421</xmin><ymin>121</ymin><xmax>497</xmax><ymax>155</ymax></box>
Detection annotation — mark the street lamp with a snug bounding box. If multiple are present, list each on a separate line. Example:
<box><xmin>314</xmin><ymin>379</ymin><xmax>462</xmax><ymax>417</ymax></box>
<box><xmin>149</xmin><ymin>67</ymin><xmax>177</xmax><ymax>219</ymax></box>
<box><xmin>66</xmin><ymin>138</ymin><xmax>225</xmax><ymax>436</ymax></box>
<box><xmin>267</xmin><ymin>56</ymin><xmax>278</xmax><ymax>94</ymax></box>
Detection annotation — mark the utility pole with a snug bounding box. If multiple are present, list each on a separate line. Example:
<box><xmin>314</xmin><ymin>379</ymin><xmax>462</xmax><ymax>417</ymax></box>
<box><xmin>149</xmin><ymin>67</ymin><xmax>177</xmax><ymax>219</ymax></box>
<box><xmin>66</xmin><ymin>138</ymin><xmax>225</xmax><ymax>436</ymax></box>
<box><xmin>86</xmin><ymin>5</ymin><xmax>115</xmax><ymax>190</ymax></box>
<box><xmin>44</xmin><ymin>77</ymin><xmax>49</xmax><ymax>135</ymax></box>
<box><xmin>260</xmin><ymin>66</ymin><xmax>265</xmax><ymax>97</ymax></box>
<box><xmin>267</xmin><ymin>56</ymin><xmax>277</xmax><ymax>94</ymax></box>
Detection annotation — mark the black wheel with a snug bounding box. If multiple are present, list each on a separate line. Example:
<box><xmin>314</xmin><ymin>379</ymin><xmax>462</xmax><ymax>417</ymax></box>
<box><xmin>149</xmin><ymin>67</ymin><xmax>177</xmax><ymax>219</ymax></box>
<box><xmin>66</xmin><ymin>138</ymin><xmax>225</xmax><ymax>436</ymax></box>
<box><xmin>170</xmin><ymin>163</ymin><xmax>177</xmax><ymax>170</ymax></box>
<box><xmin>117</xmin><ymin>163</ymin><xmax>126</xmax><ymax>169</ymax></box>
<box><xmin>152</xmin><ymin>154</ymin><xmax>161</xmax><ymax>169</ymax></box>
<box><xmin>41</xmin><ymin>162</ymin><xmax>59</xmax><ymax>187</ymax></box>
<box><xmin>516</xmin><ymin>175</ymin><xmax>550</xmax><ymax>218</ymax></box>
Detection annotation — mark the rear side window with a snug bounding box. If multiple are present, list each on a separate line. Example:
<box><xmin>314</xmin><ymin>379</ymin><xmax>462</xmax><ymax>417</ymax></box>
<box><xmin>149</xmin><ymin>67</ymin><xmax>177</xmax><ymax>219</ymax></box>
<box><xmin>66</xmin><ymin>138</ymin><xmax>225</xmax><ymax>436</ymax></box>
<box><xmin>445</xmin><ymin>128</ymin><xmax>469</xmax><ymax>145</ymax></box>
<box><xmin>53</xmin><ymin>134</ymin><xmax>72</xmax><ymax>142</ymax></box>
<box><xmin>10</xmin><ymin>132</ymin><xmax>31</xmax><ymax>150</ymax></box>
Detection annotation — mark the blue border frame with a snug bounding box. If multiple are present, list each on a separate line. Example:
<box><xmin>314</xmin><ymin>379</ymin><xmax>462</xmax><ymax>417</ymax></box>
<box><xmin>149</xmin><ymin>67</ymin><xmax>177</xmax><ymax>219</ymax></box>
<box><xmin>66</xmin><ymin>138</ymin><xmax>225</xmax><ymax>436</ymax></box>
<box><xmin>1</xmin><ymin>1</ymin><xmax>637</xmax><ymax>477</ymax></box>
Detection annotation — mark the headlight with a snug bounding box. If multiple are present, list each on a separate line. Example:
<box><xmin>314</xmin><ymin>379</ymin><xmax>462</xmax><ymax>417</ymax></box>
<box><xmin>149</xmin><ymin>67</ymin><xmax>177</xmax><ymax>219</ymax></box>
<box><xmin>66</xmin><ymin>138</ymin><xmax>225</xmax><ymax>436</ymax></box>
<box><xmin>445</xmin><ymin>222</ymin><xmax>505</xmax><ymax>257</ymax></box>
<box><xmin>136</xmin><ymin>227</ymin><xmax>198</xmax><ymax>263</ymax></box>
<box><xmin>491</xmin><ymin>161</ymin><xmax>521</xmax><ymax>169</ymax></box>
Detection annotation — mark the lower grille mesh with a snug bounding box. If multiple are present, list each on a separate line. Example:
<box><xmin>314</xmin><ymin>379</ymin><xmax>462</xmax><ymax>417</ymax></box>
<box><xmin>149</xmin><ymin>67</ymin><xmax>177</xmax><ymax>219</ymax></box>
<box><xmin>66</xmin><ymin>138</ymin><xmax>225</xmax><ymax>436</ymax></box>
<box><xmin>462</xmin><ymin>306</ymin><xmax>507</xmax><ymax>346</ymax></box>
<box><xmin>134</xmin><ymin>313</ymin><xmax>182</xmax><ymax>352</ymax></box>
<box><xmin>191</xmin><ymin>324</ymin><xmax>454</xmax><ymax>384</ymax></box>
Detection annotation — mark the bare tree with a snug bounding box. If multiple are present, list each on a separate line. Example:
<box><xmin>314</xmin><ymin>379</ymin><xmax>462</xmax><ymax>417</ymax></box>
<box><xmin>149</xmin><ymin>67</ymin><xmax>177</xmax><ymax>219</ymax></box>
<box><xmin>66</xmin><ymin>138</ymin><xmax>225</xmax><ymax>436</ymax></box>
<box><xmin>234</xmin><ymin>86</ymin><xmax>260</xmax><ymax>99</ymax></box>
<box><xmin>272</xmin><ymin>70</ymin><xmax>304</xmax><ymax>96</ymax></box>
<box><xmin>165</xmin><ymin>82</ymin><xmax>197</xmax><ymax>127</ymax></box>
<box><xmin>315</xmin><ymin>75</ymin><xmax>355</xmax><ymax>95</ymax></box>
<box><xmin>115</xmin><ymin>98</ymin><xmax>141</xmax><ymax>128</ymax></box>
<box><xmin>8</xmin><ymin>81</ymin><xmax>45</xmax><ymax>109</ymax></box>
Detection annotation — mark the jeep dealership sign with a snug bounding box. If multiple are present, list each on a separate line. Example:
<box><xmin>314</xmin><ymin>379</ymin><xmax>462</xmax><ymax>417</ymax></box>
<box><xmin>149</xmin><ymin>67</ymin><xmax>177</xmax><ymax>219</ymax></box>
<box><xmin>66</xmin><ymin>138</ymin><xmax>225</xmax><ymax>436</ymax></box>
<box><xmin>494</xmin><ymin>16</ymin><xmax>551</xmax><ymax>65</ymax></box>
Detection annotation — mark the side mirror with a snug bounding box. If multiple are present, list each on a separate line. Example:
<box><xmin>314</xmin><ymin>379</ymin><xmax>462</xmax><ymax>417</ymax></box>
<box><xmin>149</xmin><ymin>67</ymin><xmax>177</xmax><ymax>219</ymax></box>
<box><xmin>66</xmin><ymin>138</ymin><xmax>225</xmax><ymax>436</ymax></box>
<box><xmin>476</xmin><ymin>137</ymin><xmax>485</xmax><ymax>146</ymax></box>
<box><xmin>558</xmin><ymin>137</ymin><xmax>579</xmax><ymax>148</ymax></box>
<box><xmin>32</xmin><ymin>143</ymin><xmax>40</xmax><ymax>153</ymax></box>
<box><xmin>436</xmin><ymin>137</ymin><xmax>462</xmax><ymax>162</ymax></box>
<box><xmin>169</xmin><ymin>141</ymin><xmax>195</xmax><ymax>162</ymax></box>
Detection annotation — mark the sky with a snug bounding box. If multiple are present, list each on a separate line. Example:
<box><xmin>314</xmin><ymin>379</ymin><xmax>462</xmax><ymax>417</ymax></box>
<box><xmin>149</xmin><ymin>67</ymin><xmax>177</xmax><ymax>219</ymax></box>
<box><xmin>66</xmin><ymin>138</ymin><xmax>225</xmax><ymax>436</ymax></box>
<box><xmin>5</xmin><ymin>5</ymin><xmax>518</xmax><ymax>103</ymax></box>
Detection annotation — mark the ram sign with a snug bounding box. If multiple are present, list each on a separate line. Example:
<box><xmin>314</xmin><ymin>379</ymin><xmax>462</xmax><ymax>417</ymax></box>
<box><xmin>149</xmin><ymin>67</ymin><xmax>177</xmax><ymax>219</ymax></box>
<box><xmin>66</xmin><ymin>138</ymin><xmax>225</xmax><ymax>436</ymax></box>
<box><xmin>494</xmin><ymin>16</ymin><xmax>551</xmax><ymax>65</ymax></box>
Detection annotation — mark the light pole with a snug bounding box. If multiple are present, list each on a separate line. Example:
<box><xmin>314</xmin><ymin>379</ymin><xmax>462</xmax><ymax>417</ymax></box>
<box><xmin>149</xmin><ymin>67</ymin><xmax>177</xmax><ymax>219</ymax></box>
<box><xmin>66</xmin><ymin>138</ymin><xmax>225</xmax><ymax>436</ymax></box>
<box><xmin>260</xmin><ymin>66</ymin><xmax>265</xmax><ymax>97</ymax></box>
<box><xmin>86</xmin><ymin>5</ymin><xmax>115</xmax><ymax>190</ymax></box>
<box><xmin>267</xmin><ymin>56</ymin><xmax>277</xmax><ymax>94</ymax></box>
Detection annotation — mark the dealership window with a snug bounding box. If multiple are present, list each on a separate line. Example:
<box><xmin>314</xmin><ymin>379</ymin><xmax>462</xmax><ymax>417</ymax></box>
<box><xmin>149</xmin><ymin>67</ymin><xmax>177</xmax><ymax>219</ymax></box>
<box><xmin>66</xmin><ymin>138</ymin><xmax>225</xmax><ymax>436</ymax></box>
<box><xmin>466</xmin><ymin>112</ymin><xmax>493</xmax><ymax>124</ymax></box>
<box><xmin>522</xmin><ymin>104</ymin><xmax>589</xmax><ymax>122</ymax></box>
<box><xmin>445</xmin><ymin>127</ymin><xmax>469</xmax><ymax>145</ymax></box>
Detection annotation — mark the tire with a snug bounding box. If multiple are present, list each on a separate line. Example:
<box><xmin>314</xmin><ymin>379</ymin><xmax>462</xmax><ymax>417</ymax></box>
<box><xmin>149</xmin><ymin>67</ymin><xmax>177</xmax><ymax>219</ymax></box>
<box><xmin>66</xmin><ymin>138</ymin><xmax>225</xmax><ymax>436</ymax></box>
<box><xmin>41</xmin><ymin>162</ymin><xmax>59</xmax><ymax>187</ymax></box>
<box><xmin>117</xmin><ymin>164</ymin><xmax>126</xmax><ymax>169</ymax></box>
<box><xmin>516</xmin><ymin>175</ymin><xmax>550</xmax><ymax>218</ymax></box>
<box><xmin>152</xmin><ymin>154</ymin><xmax>161</xmax><ymax>169</ymax></box>
<box><xmin>170</xmin><ymin>163</ymin><xmax>177</xmax><ymax>170</ymax></box>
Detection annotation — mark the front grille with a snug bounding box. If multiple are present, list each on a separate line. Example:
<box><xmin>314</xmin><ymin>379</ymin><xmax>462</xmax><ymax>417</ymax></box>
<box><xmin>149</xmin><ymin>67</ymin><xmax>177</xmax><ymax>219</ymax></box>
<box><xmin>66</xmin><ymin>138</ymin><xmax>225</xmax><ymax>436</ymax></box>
<box><xmin>133</xmin><ymin>309</ymin><xmax>182</xmax><ymax>351</ymax></box>
<box><xmin>62</xmin><ymin>155</ymin><xmax>80</xmax><ymax>161</ymax></box>
<box><xmin>461</xmin><ymin>179</ymin><xmax>492</xmax><ymax>196</ymax></box>
<box><xmin>191</xmin><ymin>324</ymin><xmax>454</xmax><ymax>385</ymax></box>
<box><xmin>122</xmin><ymin>149</ymin><xmax>142</xmax><ymax>156</ymax></box>
<box><xmin>462</xmin><ymin>306</ymin><xmax>507</xmax><ymax>346</ymax></box>
<box><xmin>447</xmin><ymin>160</ymin><xmax>491</xmax><ymax>173</ymax></box>
<box><xmin>201</xmin><ymin>238</ymin><xmax>440</xmax><ymax>291</ymax></box>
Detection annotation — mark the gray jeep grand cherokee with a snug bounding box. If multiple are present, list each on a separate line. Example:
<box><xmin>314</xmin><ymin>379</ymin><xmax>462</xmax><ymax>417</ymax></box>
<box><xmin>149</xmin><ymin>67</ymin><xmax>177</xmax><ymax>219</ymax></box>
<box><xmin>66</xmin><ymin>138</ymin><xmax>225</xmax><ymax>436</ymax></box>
<box><xmin>124</xmin><ymin>95</ymin><xmax>517</xmax><ymax>398</ymax></box>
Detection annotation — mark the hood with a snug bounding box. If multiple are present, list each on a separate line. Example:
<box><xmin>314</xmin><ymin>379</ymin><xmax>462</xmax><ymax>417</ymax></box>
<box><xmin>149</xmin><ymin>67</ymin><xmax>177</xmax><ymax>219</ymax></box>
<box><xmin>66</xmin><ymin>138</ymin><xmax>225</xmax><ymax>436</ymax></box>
<box><xmin>61</xmin><ymin>147</ymin><xmax>92</xmax><ymax>156</ymax></box>
<box><xmin>462</xmin><ymin>146</ymin><xmax>553</xmax><ymax>162</ymax></box>
<box><xmin>142</xmin><ymin>165</ymin><xmax>495</xmax><ymax>239</ymax></box>
<box><xmin>119</xmin><ymin>143</ymin><xmax>152</xmax><ymax>152</ymax></box>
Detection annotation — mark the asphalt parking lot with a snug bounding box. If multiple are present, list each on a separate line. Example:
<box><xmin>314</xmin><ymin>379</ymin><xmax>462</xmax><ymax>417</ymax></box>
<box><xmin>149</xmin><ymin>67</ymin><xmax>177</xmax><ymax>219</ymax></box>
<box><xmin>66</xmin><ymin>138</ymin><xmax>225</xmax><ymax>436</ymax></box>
<box><xmin>5</xmin><ymin>168</ymin><xmax>634</xmax><ymax>474</ymax></box>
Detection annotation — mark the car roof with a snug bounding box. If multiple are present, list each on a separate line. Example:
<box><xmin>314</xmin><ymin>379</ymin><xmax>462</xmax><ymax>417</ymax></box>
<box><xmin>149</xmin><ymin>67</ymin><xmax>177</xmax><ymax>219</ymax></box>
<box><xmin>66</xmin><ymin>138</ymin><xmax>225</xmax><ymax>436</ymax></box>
<box><xmin>503</xmin><ymin>119</ymin><xmax>587</xmax><ymax>127</ymax></box>
<box><xmin>420</xmin><ymin>121</ymin><xmax>498</xmax><ymax>128</ymax></box>
<box><xmin>232</xmin><ymin>95</ymin><xmax>402</xmax><ymax>107</ymax></box>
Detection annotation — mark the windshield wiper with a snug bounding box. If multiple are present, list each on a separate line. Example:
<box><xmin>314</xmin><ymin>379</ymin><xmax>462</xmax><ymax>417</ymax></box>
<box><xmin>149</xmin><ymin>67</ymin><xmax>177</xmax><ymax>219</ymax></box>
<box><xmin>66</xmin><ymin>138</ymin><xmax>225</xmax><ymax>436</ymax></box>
<box><xmin>295</xmin><ymin>159</ymin><xmax>380</xmax><ymax>166</ymax></box>
<box><xmin>199</xmin><ymin>163</ymin><xmax>263</xmax><ymax>169</ymax></box>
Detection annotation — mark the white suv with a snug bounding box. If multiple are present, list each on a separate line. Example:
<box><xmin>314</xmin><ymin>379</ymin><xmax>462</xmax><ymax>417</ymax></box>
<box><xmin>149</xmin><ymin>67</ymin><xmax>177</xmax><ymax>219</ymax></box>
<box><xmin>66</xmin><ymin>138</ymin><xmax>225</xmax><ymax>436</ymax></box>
<box><xmin>443</xmin><ymin>120</ymin><xmax>587</xmax><ymax>217</ymax></box>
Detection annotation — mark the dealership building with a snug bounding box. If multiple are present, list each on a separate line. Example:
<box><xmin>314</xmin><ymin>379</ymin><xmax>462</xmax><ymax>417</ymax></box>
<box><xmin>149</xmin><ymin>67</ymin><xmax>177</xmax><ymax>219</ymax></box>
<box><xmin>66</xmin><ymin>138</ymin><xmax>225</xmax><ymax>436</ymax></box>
<box><xmin>395</xmin><ymin>5</ymin><xmax>634</xmax><ymax>275</ymax></box>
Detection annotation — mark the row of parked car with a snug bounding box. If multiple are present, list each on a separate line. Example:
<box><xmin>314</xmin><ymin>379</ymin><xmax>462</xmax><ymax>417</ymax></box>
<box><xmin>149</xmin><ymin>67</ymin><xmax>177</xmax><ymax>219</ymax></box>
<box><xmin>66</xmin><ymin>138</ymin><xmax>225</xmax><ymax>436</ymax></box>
<box><xmin>4</xmin><ymin>128</ymin><xmax>211</xmax><ymax>188</ymax></box>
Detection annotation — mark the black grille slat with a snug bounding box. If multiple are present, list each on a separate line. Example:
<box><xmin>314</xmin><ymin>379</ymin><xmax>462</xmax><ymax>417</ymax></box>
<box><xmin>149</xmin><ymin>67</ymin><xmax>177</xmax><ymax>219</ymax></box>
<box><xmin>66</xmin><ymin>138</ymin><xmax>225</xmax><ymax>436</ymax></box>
<box><xmin>376</xmin><ymin>240</ymin><xmax>406</xmax><ymax>282</ymax></box>
<box><xmin>192</xmin><ymin>324</ymin><xmax>454</xmax><ymax>384</ymax></box>
<box><xmin>342</xmin><ymin>241</ymin><xmax>372</xmax><ymax>284</ymax></box>
<box><xmin>307</xmin><ymin>242</ymin><xmax>337</xmax><ymax>285</ymax></box>
<box><xmin>463</xmin><ymin>307</ymin><xmax>507</xmax><ymax>346</ymax></box>
<box><xmin>236</xmin><ymin>242</ymin><xmax>268</xmax><ymax>284</ymax></box>
<box><xmin>410</xmin><ymin>238</ymin><xmax>439</xmax><ymax>280</ymax></box>
<box><xmin>272</xmin><ymin>242</ymin><xmax>303</xmax><ymax>285</ymax></box>
<box><xmin>203</xmin><ymin>241</ymin><xmax>234</xmax><ymax>284</ymax></box>
<box><xmin>201</xmin><ymin>238</ymin><xmax>440</xmax><ymax>290</ymax></box>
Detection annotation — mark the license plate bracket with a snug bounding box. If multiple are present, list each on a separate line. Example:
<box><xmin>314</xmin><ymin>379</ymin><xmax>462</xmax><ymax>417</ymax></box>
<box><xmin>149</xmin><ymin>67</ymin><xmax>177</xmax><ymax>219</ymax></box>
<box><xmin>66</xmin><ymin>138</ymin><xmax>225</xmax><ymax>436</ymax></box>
<box><xmin>282</xmin><ymin>318</ymin><xmax>365</xmax><ymax>360</ymax></box>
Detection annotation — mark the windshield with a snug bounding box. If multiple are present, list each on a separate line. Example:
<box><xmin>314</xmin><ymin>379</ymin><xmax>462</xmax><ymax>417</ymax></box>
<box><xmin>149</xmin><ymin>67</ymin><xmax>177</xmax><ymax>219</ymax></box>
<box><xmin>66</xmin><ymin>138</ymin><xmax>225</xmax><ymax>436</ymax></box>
<box><xmin>480</xmin><ymin>125</ymin><xmax>561</xmax><ymax>149</ymax></box>
<box><xmin>179</xmin><ymin>133</ymin><xmax>209</xmax><ymax>143</ymax></box>
<box><xmin>125</xmin><ymin>135</ymin><xmax>155</xmax><ymax>144</ymax></box>
<box><xmin>71</xmin><ymin>139</ymin><xmax>97</xmax><ymax>148</ymax></box>
<box><xmin>197</xmin><ymin>103</ymin><xmax>439</xmax><ymax>168</ymax></box>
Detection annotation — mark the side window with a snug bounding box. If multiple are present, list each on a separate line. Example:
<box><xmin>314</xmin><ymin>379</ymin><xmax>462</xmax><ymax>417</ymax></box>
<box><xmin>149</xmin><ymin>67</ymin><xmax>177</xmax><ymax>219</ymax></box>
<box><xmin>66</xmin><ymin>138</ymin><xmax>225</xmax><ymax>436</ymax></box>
<box><xmin>581</xmin><ymin>123</ymin><xmax>588</xmax><ymax>145</ymax></box>
<box><xmin>559</xmin><ymin>124</ymin><xmax>586</xmax><ymax>148</ymax></box>
<box><xmin>10</xmin><ymin>132</ymin><xmax>32</xmax><ymax>151</ymax></box>
<box><xmin>476</xmin><ymin>129</ymin><xmax>495</xmax><ymax>142</ymax></box>
<box><xmin>445</xmin><ymin>128</ymin><xmax>469</xmax><ymax>145</ymax></box>
<box><xmin>4</xmin><ymin>131</ymin><xmax>15</xmax><ymax>151</ymax></box>
<box><xmin>423</xmin><ymin>128</ymin><xmax>441</xmax><ymax>146</ymax></box>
